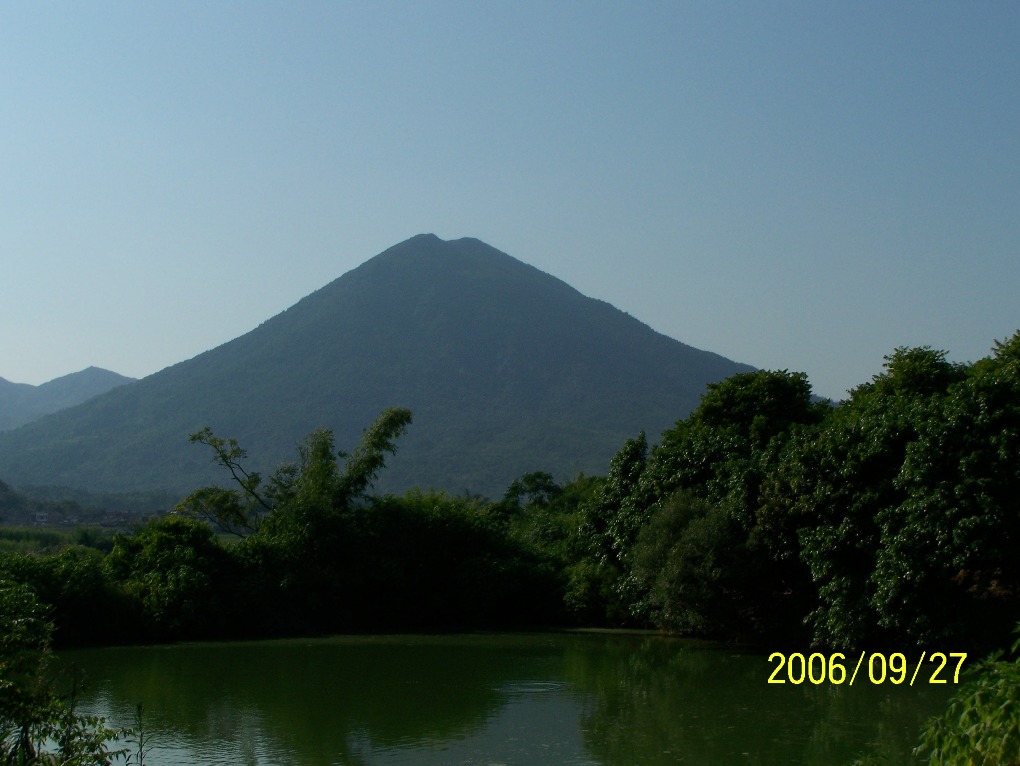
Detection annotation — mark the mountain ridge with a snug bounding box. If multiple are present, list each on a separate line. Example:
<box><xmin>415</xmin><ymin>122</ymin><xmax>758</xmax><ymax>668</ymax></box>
<box><xmin>0</xmin><ymin>235</ymin><xmax>754</xmax><ymax>497</ymax></box>
<box><xmin>0</xmin><ymin>367</ymin><xmax>135</xmax><ymax>431</ymax></box>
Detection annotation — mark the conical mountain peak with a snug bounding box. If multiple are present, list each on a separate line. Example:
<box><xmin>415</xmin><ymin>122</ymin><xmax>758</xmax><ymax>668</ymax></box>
<box><xmin>0</xmin><ymin>236</ymin><xmax>753</xmax><ymax>497</ymax></box>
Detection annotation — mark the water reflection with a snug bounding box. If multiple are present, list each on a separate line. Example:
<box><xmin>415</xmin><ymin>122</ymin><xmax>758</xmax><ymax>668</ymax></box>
<box><xmin>564</xmin><ymin>635</ymin><xmax>949</xmax><ymax>765</ymax></box>
<box><xmin>64</xmin><ymin>633</ymin><xmax>949</xmax><ymax>766</ymax></box>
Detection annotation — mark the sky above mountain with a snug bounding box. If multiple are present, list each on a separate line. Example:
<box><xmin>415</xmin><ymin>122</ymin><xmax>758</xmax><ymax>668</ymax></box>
<box><xmin>2</xmin><ymin>2</ymin><xmax>1017</xmax><ymax>400</ymax></box>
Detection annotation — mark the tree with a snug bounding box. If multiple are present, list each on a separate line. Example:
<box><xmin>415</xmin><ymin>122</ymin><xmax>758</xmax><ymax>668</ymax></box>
<box><xmin>630</xmin><ymin>491</ymin><xmax>749</xmax><ymax>636</ymax></box>
<box><xmin>333</xmin><ymin>407</ymin><xmax>414</xmax><ymax>505</ymax></box>
<box><xmin>498</xmin><ymin>472</ymin><xmax>561</xmax><ymax>516</ymax></box>
<box><xmin>577</xmin><ymin>432</ymin><xmax>647</xmax><ymax>571</ymax></box>
<box><xmin>775</xmin><ymin>341</ymin><xmax>1018</xmax><ymax>649</ymax></box>
<box><xmin>569</xmin><ymin>433</ymin><xmax>647</xmax><ymax>624</ymax></box>
<box><xmin>104</xmin><ymin>516</ymin><xmax>233</xmax><ymax>641</ymax></box>
<box><xmin>622</xmin><ymin>370</ymin><xmax>822</xmax><ymax>638</ymax></box>
<box><xmin>871</xmin><ymin>335</ymin><xmax>1020</xmax><ymax>647</ymax></box>
<box><xmin>174</xmin><ymin>427</ymin><xmax>271</xmax><ymax>536</ymax></box>
<box><xmin>0</xmin><ymin>581</ymin><xmax>127</xmax><ymax>764</ymax></box>
<box><xmin>174</xmin><ymin>409</ymin><xmax>414</xmax><ymax>636</ymax></box>
<box><xmin>565</xmin><ymin>370</ymin><xmax>825</xmax><ymax>634</ymax></box>
<box><xmin>914</xmin><ymin>625</ymin><xmax>1020</xmax><ymax>765</ymax></box>
<box><xmin>497</xmin><ymin>472</ymin><xmax>596</xmax><ymax>564</ymax></box>
<box><xmin>777</xmin><ymin>390</ymin><xmax>920</xmax><ymax>648</ymax></box>
<box><xmin>692</xmin><ymin>369</ymin><xmax>818</xmax><ymax>448</ymax></box>
<box><xmin>868</xmin><ymin>345</ymin><xmax>965</xmax><ymax>398</ymax></box>
<box><xmin>179</xmin><ymin>408</ymin><xmax>413</xmax><ymax>536</ymax></box>
<box><xmin>1</xmin><ymin>581</ymin><xmax>53</xmax><ymax>761</ymax></box>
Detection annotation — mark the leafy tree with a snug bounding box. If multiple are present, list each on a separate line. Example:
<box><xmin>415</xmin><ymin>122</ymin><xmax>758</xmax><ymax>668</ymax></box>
<box><xmin>630</xmin><ymin>491</ymin><xmax>750</xmax><ymax>636</ymax></box>
<box><xmin>492</xmin><ymin>471</ymin><xmax>562</xmax><ymax>525</ymax></box>
<box><xmin>776</xmin><ymin>392</ymin><xmax>919</xmax><ymax>648</ymax></box>
<box><xmin>788</xmin><ymin>342</ymin><xmax>1017</xmax><ymax>649</ymax></box>
<box><xmin>104</xmin><ymin>516</ymin><xmax>234</xmax><ymax>641</ymax></box>
<box><xmin>485</xmin><ymin>472</ymin><xmax>601</xmax><ymax>626</ymax></box>
<box><xmin>872</xmin><ymin>335</ymin><xmax>1020</xmax><ymax>647</ymax></box>
<box><xmin>346</xmin><ymin>490</ymin><xmax>561</xmax><ymax>629</ymax></box>
<box><xmin>180</xmin><ymin>407</ymin><xmax>413</xmax><ymax>535</ymax></box>
<box><xmin>569</xmin><ymin>433</ymin><xmax>647</xmax><ymax>624</ymax></box>
<box><xmin>692</xmin><ymin>369</ymin><xmax>818</xmax><ymax>448</ymax></box>
<box><xmin>175</xmin><ymin>427</ymin><xmax>274</xmax><ymax>536</ymax></box>
<box><xmin>501</xmin><ymin>473</ymin><xmax>597</xmax><ymax>565</ymax></box>
<box><xmin>641</xmin><ymin>370</ymin><xmax>824</xmax><ymax>513</ymax></box>
<box><xmin>914</xmin><ymin>625</ymin><xmax>1020</xmax><ymax>765</ymax></box>
<box><xmin>0</xmin><ymin>581</ymin><xmax>128</xmax><ymax>764</ymax></box>
<box><xmin>599</xmin><ymin>371</ymin><xmax>823</xmax><ymax>636</ymax></box>
<box><xmin>332</xmin><ymin>407</ymin><xmax>414</xmax><ymax>505</ymax></box>
<box><xmin>0</xmin><ymin>581</ymin><xmax>54</xmax><ymax>761</ymax></box>
<box><xmin>171</xmin><ymin>408</ymin><xmax>414</xmax><ymax>636</ymax></box>
<box><xmin>869</xmin><ymin>345</ymin><xmax>966</xmax><ymax>398</ymax></box>
<box><xmin>577</xmin><ymin>433</ymin><xmax>647</xmax><ymax>571</ymax></box>
<box><xmin>166</xmin><ymin>407</ymin><xmax>587</xmax><ymax>634</ymax></box>
<box><xmin>502</xmin><ymin>471</ymin><xmax>561</xmax><ymax>509</ymax></box>
<box><xmin>0</xmin><ymin>548</ymin><xmax>127</xmax><ymax>648</ymax></box>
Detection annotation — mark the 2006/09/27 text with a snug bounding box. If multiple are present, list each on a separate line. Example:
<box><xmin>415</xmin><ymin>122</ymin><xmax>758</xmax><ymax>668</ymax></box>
<box><xmin>767</xmin><ymin>652</ymin><xmax>967</xmax><ymax>685</ymax></box>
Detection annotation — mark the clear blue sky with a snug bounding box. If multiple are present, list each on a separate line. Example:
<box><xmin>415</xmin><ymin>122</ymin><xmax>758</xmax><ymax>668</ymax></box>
<box><xmin>2</xmin><ymin>1</ymin><xmax>1017</xmax><ymax>401</ymax></box>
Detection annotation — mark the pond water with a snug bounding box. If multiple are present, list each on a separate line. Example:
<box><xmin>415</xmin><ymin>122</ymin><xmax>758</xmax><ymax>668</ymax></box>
<box><xmin>63</xmin><ymin>632</ymin><xmax>951</xmax><ymax>766</ymax></box>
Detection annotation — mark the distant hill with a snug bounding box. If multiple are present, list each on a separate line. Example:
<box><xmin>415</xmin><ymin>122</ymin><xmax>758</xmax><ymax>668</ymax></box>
<box><xmin>0</xmin><ymin>367</ymin><xmax>135</xmax><ymax>431</ymax></box>
<box><xmin>0</xmin><ymin>235</ymin><xmax>754</xmax><ymax>498</ymax></box>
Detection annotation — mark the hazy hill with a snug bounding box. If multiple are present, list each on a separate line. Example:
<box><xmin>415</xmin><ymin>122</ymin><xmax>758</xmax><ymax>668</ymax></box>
<box><xmin>0</xmin><ymin>367</ymin><xmax>135</xmax><ymax>431</ymax></box>
<box><xmin>0</xmin><ymin>235</ymin><xmax>754</xmax><ymax>498</ymax></box>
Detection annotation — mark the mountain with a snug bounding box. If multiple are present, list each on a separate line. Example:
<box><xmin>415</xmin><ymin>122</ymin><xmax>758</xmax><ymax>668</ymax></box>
<box><xmin>0</xmin><ymin>367</ymin><xmax>135</xmax><ymax>431</ymax></box>
<box><xmin>0</xmin><ymin>235</ymin><xmax>754</xmax><ymax>498</ymax></box>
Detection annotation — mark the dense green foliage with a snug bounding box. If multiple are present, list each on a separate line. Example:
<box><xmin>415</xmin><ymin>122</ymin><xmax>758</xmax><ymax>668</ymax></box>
<box><xmin>791</xmin><ymin>341</ymin><xmax>1020</xmax><ymax>650</ymax></box>
<box><xmin>2</xmin><ymin>408</ymin><xmax>562</xmax><ymax>648</ymax></box>
<box><xmin>560</xmin><ymin>336</ymin><xmax>1020</xmax><ymax>654</ymax></box>
<box><xmin>4</xmin><ymin>334</ymin><xmax>1017</xmax><ymax>651</ymax></box>
<box><xmin>914</xmin><ymin>632</ymin><xmax>1020</xmax><ymax>766</ymax></box>
<box><xmin>0</xmin><ymin>581</ymin><xmax>135</xmax><ymax>764</ymax></box>
<box><xmin>567</xmin><ymin>369</ymin><xmax>826</xmax><ymax>642</ymax></box>
<box><xmin>0</xmin><ymin>333</ymin><xmax>1016</xmax><ymax>651</ymax></box>
<box><xmin>2</xmin><ymin>332</ymin><xmax>1019</xmax><ymax>763</ymax></box>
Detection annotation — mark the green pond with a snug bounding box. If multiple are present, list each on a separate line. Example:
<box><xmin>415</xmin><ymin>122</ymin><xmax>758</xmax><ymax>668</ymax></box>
<box><xmin>63</xmin><ymin>632</ymin><xmax>952</xmax><ymax>765</ymax></box>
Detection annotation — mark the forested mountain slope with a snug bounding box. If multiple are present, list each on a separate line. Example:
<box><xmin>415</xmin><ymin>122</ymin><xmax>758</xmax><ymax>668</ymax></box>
<box><xmin>0</xmin><ymin>235</ymin><xmax>753</xmax><ymax>497</ymax></box>
<box><xmin>0</xmin><ymin>367</ymin><xmax>134</xmax><ymax>431</ymax></box>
